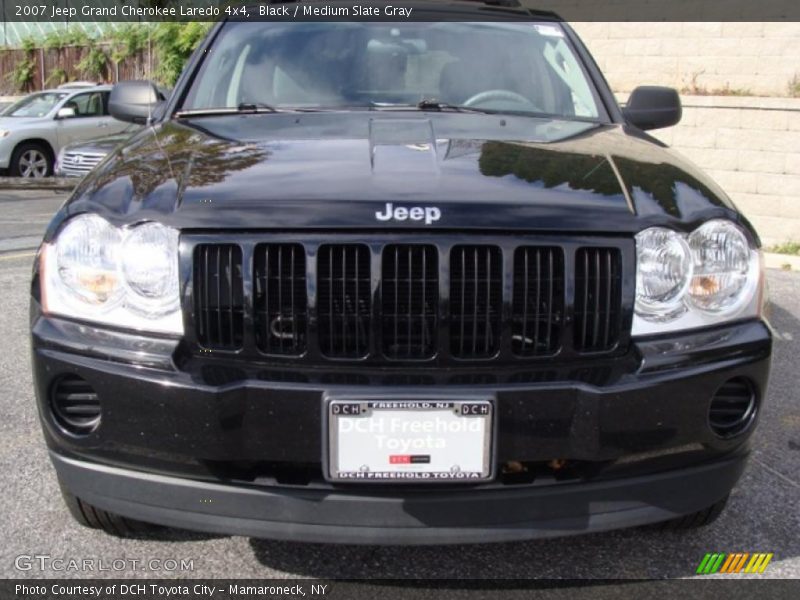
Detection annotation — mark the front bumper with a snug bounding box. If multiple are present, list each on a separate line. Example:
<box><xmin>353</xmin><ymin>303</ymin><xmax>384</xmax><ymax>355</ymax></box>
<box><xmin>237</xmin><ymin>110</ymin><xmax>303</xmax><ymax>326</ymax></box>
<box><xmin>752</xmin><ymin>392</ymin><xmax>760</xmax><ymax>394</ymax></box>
<box><xmin>52</xmin><ymin>449</ymin><xmax>748</xmax><ymax>544</ymax></box>
<box><xmin>32</xmin><ymin>314</ymin><xmax>771</xmax><ymax>543</ymax></box>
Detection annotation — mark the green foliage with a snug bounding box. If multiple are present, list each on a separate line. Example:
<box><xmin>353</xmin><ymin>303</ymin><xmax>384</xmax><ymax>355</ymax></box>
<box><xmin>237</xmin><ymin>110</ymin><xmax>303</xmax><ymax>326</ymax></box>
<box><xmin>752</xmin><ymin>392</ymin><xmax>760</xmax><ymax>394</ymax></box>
<box><xmin>789</xmin><ymin>74</ymin><xmax>800</xmax><ymax>98</ymax></box>
<box><xmin>42</xmin><ymin>29</ymin><xmax>92</xmax><ymax>50</ymax></box>
<box><xmin>109</xmin><ymin>24</ymin><xmax>150</xmax><ymax>65</ymax></box>
<box><xmin>768</xmin><ymin>242</ymin><xmax>800</xmax><ymax>256</ymax></box>
<box><xmin>4</xmin><ymin>22</ymin><xmax>212</xmax><ymax>90</ymax></box>
<box><xmin>76</xmin><ymin>40</ymin><xmax>109</xmax><ymax>81</ymax></box>
<box><xmin>150</xmin><ymin>22</ymin><xmax>212</xmax><ymax>86</ymax></box>
<box><xmin>20</xmin><ymin>37</ymin><xmax>36</xmax><ymax>53</ymax></box>
<box><xmin>6</xmin><ymin>37</ymin><xmax>37</xmax><ymax>92</ymax></box>
<box><xmin>681</xmin><ymin>70</ymin><xmax>753</xmax><ymax>97</ymax></box>
<box><xmin>708</xmin><ymin>84</ymin><xmax>753</xmax><ymax>97</ymax></box>
<box><xmin>45</xmin><ymin>67</ymin><xmax>69</xmax><ymax>87</ymax></box>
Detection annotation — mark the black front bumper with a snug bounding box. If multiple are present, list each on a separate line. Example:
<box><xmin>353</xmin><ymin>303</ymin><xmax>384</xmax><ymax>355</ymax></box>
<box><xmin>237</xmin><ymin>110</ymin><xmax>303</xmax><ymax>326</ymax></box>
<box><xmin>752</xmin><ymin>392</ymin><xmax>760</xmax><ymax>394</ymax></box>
<box><xmin>52</xmin><ymin>450</ymin><xmax>748</xmax><ymax>544</ymax></box>
<box><xmin>32</xmin><ymin>315</ymin><xmax>771</xmax><ymax>543</ymax></box>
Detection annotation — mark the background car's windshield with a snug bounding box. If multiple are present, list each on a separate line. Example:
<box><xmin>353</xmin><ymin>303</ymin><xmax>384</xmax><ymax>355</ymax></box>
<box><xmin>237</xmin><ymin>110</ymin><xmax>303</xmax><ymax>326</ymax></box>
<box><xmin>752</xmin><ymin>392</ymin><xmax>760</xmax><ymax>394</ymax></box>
<box><xmin>183</xmin><ymin>21</ymin><xmax>601</xmax><ymax>119</ymax></box>
<box><xmin>5</xmin><ymin>92</ymin><xmax>67</xmax><ymax>118</ymax></box>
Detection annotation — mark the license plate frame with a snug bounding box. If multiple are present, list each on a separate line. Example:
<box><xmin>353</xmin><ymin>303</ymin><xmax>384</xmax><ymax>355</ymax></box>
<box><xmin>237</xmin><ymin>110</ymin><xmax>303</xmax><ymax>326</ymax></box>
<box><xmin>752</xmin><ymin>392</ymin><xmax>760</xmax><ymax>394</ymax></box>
<box><xmin>325</xmin><ymin>396</ymin><xmax>495</xmax><ymax>484</ymax></box>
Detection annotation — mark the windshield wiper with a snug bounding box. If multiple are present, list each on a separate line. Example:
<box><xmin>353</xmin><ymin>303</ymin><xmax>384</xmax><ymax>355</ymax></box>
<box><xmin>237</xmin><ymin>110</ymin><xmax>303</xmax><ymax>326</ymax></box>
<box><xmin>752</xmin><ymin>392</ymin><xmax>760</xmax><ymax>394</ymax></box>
<box><xmin>362</xmin><ymin>99</ymin><xmax>496</xmax><ymax>113</ymax></box>
<box><xmin>415</xmin><ymin>99</ymin><xmax>493</xmax><ymax>113</ymax></box>
<box><xmin>365</xmin><ymin>100</ymin><xmax>491</xmax><ymax>114</ymax></box>
<box><xmin>175</xmin><ymin>102</ymin><xmax>286</xmax><ymax>118</ymax></box>
<box><xmin>236</xmin><ymin>102</ymin><xmax>280</xmax><ymax>113</ymax></box>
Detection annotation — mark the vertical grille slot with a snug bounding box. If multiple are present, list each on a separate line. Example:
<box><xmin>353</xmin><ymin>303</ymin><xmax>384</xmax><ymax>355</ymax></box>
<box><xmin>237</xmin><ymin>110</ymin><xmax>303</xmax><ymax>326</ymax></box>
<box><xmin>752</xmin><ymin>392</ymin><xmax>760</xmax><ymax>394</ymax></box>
<box><xmin>381</xmin><ymin>244</ymin><xmax>438</xmax><ymax>359</ymax></box>
<box><xmin>450</xmin><ymin>245</ymin><xmax>502</xmax><ymax>358</ymax></box>
<box><xmin>512</xmin><ymin>247</ymin><xmax>564</xmax><ymax>356</ymax></box>
<box><xmin>574</xmin><ymin>247</ymin><xmax>622</xmax><ymax>352</ymax></box>
<box><xmin>318</xmin><ymin>244</ymin><xmax>371</xmax><ymax>358</ymax></box>
<box><xmin>254</xmin><ymin>244</ymin><xmax>307</xmax><ymax>355</ymax></box>
<box><xmin>194</xmin><ymin>244</ymin><xmax>244</xmax><ymax>350</ymax></box>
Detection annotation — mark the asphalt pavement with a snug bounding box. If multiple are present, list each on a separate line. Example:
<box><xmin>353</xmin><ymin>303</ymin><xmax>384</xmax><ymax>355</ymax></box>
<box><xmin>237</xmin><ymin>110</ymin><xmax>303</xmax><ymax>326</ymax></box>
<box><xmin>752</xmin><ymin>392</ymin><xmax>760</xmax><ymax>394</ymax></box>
<box><xmin>0</xmin><ymin>189</ymin><xmax>65</xmax><ymax>254</ymax></box>
<box><xmin>0</xmin><ymin>189</ymin><xmax>797</xmax><ymax>580</ymax></box>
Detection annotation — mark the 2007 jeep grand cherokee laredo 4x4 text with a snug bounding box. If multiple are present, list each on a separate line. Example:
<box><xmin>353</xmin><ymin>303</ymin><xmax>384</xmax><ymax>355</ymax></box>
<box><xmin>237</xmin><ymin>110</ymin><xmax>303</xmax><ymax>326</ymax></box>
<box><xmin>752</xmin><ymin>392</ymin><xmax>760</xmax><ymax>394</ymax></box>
<box><xmin>31</xmin><ymin>1</ymin><xmax>772</xmax><ymax>543</ymax></box>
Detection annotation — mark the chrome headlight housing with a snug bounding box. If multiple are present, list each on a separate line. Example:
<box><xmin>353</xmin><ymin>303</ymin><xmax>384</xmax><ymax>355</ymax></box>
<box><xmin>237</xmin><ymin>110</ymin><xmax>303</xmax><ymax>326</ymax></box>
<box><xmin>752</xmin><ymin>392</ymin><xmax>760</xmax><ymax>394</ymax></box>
<box><xmin>634</xmin><ymin>228</ymin><xmax>693</xmax><ymax>321</ymax></box>
<box><xmin>41</xmin><ymin>214</ymin><xmax>182</xmax><ymax>334</ymax></box>
<box><xmin>632</xmin><ymin>220</ymin><xmax>762</xmax><ymax>336</ymax></box>
<box><xmin>120</xmin><ymin>222</ymin><xmax>180</xmax><ymax>317</ymax></box>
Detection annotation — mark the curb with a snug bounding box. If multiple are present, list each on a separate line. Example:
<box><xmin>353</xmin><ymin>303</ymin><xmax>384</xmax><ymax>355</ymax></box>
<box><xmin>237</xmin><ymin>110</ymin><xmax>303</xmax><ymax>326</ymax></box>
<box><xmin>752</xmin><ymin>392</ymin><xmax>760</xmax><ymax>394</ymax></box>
<box><xmin>0</xmin><ymin>177</ymin><xmax>76</xmax><ymax>192</ymax></box>
<box><xmin>764</xmin><ymin>252</ymin><xmax>800</xmax><ymax>271</ymax></box>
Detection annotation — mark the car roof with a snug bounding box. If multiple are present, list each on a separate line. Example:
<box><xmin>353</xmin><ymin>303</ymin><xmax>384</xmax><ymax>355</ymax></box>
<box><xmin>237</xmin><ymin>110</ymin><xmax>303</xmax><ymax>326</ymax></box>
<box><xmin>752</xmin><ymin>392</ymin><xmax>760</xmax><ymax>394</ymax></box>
<box><xmin>39</xmin><ymin>85</ymin><xmax>113</xmax><ymax>95</ymax></box>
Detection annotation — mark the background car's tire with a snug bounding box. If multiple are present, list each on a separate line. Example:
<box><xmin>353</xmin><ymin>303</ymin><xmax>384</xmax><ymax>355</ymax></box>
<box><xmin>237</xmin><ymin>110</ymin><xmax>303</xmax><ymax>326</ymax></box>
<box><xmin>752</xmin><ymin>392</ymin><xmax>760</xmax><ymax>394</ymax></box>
<box><xmin>59</xmin><ymin>481</ymin><xmax>158</xmax><ymax>537</ymax></box>
<box><xmin>653</xmin><ymin>494</ymin><xmax>729</xmax><ymax>531</ymax></box>
<box><xmin>10</xmin><ymin>142</ymin><xmax>53</xmax><ymax>178</ymax></box>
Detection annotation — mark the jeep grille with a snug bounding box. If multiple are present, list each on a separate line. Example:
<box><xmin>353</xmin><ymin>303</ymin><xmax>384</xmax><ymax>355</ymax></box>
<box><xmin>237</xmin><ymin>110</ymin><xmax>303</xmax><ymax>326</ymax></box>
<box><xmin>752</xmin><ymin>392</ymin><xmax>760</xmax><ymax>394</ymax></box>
<box><xmin>189</xmin><ymin>235</ymin><xmax>629</xmax><ymax>366</ymax></box>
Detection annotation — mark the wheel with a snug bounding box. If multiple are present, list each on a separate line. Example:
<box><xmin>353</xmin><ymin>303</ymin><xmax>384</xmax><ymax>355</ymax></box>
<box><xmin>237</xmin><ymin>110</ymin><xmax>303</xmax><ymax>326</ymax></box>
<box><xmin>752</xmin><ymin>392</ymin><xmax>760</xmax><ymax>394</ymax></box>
<box><xmin>11</xmin><ymin>142</ymin><xmax>53</xmax><ymax>178</ymax></box>
<box><xmin>653</xmin><ymin>494</ymin><xmax>729</xmax><ymax>531</ymax></box>
<box><xmin>59</xmin><ymin>480</ymin><xmax>158</xmax><ymax>537</ymax></box>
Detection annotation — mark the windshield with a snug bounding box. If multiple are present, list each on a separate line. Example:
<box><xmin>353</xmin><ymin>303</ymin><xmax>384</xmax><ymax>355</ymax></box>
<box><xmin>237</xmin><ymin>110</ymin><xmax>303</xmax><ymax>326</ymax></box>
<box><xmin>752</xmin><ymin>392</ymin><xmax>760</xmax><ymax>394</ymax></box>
<box><xmin>5</xmin><ymin>92</ymin><xmax>68</xmax><ymax>118</ymax></box>
<box><xmin>182</xmin><ymin>21</ymin><xmax>601</xmax><ymax>119</ymax></box>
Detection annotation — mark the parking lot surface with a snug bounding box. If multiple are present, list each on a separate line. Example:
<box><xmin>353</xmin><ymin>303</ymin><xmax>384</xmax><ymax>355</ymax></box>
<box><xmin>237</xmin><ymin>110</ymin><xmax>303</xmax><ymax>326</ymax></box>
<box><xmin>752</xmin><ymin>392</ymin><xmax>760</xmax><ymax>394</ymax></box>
<box><xmin>0</xmin><ymin>189</ymin><xmax>797</xmax><ymax>579</ymax></box>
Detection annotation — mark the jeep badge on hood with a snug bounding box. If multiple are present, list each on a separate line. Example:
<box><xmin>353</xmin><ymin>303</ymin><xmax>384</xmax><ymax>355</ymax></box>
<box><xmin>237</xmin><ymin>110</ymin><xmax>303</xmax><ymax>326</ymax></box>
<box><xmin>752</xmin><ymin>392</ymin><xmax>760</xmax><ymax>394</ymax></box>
<box><xmin>375</xmin><ymin>203</ymin><xmax>441</xmax><ymax>225</ymax></box>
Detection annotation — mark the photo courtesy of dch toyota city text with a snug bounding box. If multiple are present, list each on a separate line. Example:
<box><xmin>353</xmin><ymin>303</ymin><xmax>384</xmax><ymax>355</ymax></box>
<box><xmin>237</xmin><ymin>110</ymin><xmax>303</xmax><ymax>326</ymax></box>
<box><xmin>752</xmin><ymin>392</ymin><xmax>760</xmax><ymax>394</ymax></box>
<box><xmin>0</xmin><ymin>0</ymin><xmax>798</xmax><ymax>597</ymax></box>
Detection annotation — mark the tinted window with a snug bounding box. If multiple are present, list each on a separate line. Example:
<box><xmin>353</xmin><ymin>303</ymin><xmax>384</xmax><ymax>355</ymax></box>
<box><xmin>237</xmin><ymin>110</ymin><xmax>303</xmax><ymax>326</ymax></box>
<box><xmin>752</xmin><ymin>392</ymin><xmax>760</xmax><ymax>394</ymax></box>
<box><xmin>64</xmin><ymin>92</ymin><xmax>105</xmax><ymax>118</ymax></box>
<box><xmin>183</xmin><ymin>22</ymin><xmax>600</xmax><ymax>119</ymax></box>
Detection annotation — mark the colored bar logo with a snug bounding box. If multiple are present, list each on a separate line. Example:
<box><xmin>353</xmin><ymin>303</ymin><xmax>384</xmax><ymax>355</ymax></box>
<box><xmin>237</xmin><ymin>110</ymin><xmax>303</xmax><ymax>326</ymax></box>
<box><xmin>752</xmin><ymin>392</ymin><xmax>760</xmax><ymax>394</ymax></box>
<box><xmin>696</xmin><ymin>553</ymin><xmax>773</xmax><ymax>574</ymax></box>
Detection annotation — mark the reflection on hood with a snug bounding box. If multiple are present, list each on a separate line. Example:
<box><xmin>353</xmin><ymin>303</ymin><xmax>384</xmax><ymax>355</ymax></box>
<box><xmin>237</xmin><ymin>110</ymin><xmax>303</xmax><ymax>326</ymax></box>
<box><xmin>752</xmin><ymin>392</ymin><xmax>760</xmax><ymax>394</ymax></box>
<box><xmin>479</xmin><ymin>141</ymin><xmax>621</xmax><ymax>197</ymax></box>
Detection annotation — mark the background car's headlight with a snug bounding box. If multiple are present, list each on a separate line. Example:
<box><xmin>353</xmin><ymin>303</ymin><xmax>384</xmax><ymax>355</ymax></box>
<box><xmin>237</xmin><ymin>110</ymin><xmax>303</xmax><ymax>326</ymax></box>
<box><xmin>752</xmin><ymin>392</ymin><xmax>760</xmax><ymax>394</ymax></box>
<box><xmin>632</xmin><ymin>220</ymin><xmax>762</xmax><ymax>336</ymax></box>
<box><xmin>42</xmin><ymin>214</ymin><xmax>183</xmax><ymax>335</ymax></box>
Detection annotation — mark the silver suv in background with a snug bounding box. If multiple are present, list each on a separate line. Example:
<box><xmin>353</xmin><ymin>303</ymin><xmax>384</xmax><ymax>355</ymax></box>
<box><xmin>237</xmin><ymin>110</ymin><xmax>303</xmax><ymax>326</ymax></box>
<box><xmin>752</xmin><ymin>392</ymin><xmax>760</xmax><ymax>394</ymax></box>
<box><xmin>0</xmin><ymin>86</ymin><xmax>129</xmax><ymax>177</ymax></box>
<box><xmin>56</xmin><ymin>124</ymin><xmax>140</xmax><ymax>178</ymax></box>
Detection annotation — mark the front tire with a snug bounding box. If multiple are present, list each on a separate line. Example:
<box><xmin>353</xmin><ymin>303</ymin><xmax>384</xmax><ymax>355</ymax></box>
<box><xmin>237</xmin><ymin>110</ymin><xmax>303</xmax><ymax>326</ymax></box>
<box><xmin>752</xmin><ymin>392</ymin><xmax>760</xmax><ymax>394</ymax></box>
<box><xmin>59</xmin><ymin>480</ymin><xmax>157</xmax><ymax>537</ymax></box>
<box><xmin>10</xmin><ymin>142</ymin><xmax>53</xmax><ymax>178</ymax></box>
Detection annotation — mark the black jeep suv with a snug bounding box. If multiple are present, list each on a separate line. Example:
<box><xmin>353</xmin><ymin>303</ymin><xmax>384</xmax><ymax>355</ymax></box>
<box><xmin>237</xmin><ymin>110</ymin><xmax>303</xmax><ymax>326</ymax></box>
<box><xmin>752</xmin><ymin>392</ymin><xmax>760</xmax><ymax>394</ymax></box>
<box><xmin>31</xmin><ymin>2</ymin><xmax>771</xmax><ymax>543</ymax></box>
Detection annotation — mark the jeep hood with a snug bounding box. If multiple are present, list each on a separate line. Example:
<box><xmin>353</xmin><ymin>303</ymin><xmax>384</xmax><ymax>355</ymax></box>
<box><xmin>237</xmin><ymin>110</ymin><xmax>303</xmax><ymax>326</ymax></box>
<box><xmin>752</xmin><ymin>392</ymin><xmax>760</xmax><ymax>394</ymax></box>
<box><xmin>62</xmin><ymin>112</ymin><xmax>739</xmax><ymax>236</ymax></box>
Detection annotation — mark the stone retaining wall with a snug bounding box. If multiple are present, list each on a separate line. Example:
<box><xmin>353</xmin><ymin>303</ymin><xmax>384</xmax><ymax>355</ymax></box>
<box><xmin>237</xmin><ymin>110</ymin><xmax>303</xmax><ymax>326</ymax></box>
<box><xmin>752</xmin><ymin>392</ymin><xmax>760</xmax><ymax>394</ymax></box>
<box><xmin>644</xmin><ymin>95</ymin><xmax>800</xmax><ymax>245</ymax></box>
<box><xmin>572</xmin><ymin>22</ymin><xmax>800</xmax><ymax>97</ymax></box>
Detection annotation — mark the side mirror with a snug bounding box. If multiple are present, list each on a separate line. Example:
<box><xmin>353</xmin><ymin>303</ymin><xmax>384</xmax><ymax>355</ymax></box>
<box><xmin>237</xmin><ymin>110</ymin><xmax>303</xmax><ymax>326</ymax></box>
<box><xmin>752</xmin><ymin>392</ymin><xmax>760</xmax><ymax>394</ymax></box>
<box><xmin>622</xmin><ymin>86</ymin><xmax>682</xmax><ymax>131</ymax></box>
<box><xmin>56</xmin><ymin>107</ymin><xmax>76</xmax><ymax>119</ymax></box>
<box><xmin>109</xmin><ymin>80</ymin><xmax>163</xmax><ymax>124</ymax></box>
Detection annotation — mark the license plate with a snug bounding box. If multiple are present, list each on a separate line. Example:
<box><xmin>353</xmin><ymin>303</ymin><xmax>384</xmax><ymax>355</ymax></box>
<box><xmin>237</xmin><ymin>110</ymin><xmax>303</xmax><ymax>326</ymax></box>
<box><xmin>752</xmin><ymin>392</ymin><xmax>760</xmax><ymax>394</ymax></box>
<box><xmin>327</xmin><ymin>399</ymin><xmax>493</xmax><ymax>483</ymax></box>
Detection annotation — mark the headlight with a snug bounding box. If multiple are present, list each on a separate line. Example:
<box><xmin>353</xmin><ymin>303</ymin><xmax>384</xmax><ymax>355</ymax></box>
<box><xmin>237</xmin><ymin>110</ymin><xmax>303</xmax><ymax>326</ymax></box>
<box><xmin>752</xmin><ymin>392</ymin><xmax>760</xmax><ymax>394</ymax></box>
<box><xmin>121</xmin><ymin>223</ymin><xmax>180</xmax><ymax>317</ymax></box>
<box><xmin>688</xmin><ymin>220</ymin><xmax>752</xmax><ymax>313</ymax></box>
<box><xmin>635</xmin><ymin>228</ymin><xmax>692</xmax><ymax>320</ymax></box>
<box><xmin>42</xmin><ymin>214</ymin><xmax>183</xmax><ymax>335</ymax></box>
<box><xmin>55</xmin><ymin>214</ymin><xmax>122</xmax><ymax>306</ymax></box>
<box><xmin>632</xmin><ymin>220</ymin><xmax>762</xmax><ymax>336</ymax></box>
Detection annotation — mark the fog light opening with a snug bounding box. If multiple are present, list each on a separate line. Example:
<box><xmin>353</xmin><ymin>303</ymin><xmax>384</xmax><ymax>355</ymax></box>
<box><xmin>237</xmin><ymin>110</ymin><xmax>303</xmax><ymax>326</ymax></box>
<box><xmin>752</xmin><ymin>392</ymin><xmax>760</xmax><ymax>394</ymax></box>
<box><xmin>50</xmin><ymin>375</ymin><xmax>101</xmax><ymax>436</ymax></box>
<box><xmin>708</xmin><ymin>377</ymin><xmax>757</xmax><ymax>438</ymax></box>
